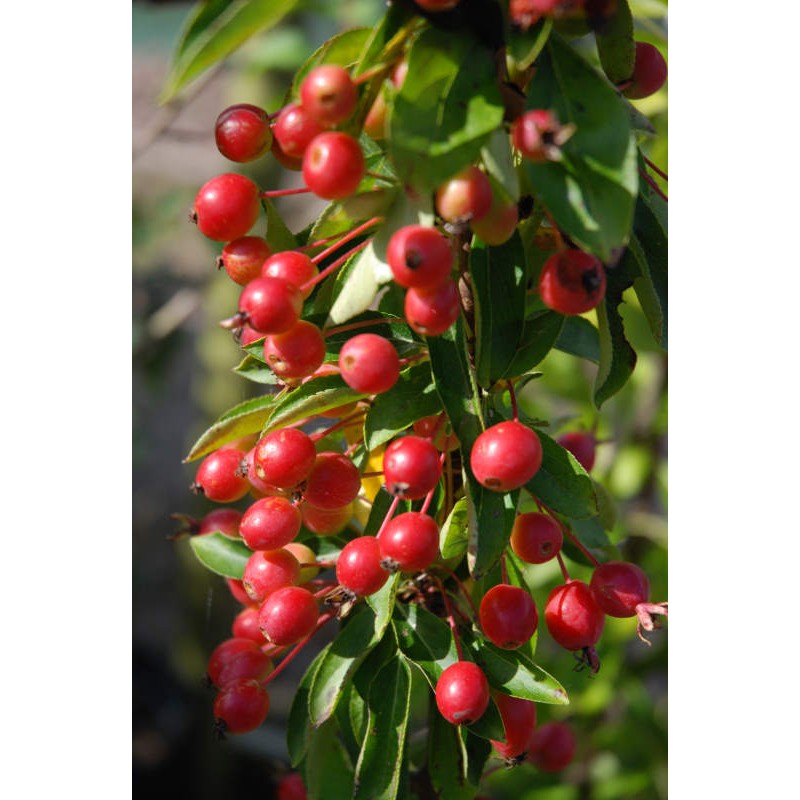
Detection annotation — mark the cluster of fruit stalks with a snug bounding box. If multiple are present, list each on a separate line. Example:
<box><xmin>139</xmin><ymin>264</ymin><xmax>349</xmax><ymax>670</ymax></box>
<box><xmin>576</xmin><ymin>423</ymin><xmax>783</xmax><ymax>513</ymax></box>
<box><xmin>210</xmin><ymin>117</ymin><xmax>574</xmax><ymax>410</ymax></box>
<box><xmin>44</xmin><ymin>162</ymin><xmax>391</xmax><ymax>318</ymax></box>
<box><xmin>176</xmin><ymin>1</ymin><xmax>668</xmax><ymax>791</ymax></box>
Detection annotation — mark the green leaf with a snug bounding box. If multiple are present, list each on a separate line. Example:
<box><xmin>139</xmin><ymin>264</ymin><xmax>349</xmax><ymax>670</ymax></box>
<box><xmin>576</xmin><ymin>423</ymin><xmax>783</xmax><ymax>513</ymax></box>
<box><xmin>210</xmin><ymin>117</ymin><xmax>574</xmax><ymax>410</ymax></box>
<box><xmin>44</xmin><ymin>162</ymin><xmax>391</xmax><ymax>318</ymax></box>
<box><xmin>264</xmin><ymin>197</ymin><xmax>298</xmax><ymax>252</ymax></box>
<box><xmin>352</xmin><ymin>657</ymin><xmax>412</xmax><ymax>800</ymax></box>
<box><xmin>366</xmin><ymin>571</ymin><xmax>400</xmax><ymax>627</ymax></box>
<box><xmin>364</xmin><ymin>362</ymin><xmax>442</xmax><ymax>451</ymax></box>
<box><xmin>188</xmin><ymin>533</ymin><xmax>251</xmax><ymax>579</ymax></box>
<box><xmin>594</xmin><ymin>250</ymin><xmax>640</xmax><ymax>407</ymax></box>
<box><xmin>262</xmin><ymin>374</ymin><xmax>367</xmax><ymax>434</ymax></box>
<box><xmin>464</xmin><ymin>696</ymin><xmax>505</xmax><ymax>742</ymax></box>
<box><xmin>288</xmin><ymin>644</ymin><xmax>330</xmax><ymax>767</ymax></box>
<box><xmin>563</xmin><ymin>516</ymin><xmax>617</xmax><ymax>565</ymax></box>
<box><xmin>471</xmin><ymin>641</ymin><xmax>569</xmax><ymax>705</ymax></box>
<box><xmin>526</xmin><ymin>430</ymin><xmax>598</xmax><ymax>519</ymax></box>
<box><xmin>184</xmin><ymin>394</ymin><xmax>278</xmax><ymax>461</ymax></box>
<box><xmin>309</xmin><ymin>598</ymin><xmax>396</xmax><ymax>727</ymax></box>
<box><xmin>464</xmin><ymin>731</ymin><xmax>492</xmax><ymax>790</ymax></box>
<box><xmin>503</xmin><ymin>310</ymin><xmax>565</xmax><ymax>377</ymax></box>
<box><xmin>394</xmin><ymin>603</ymin><xmax>459</xmax><ymax>690</ymax></box>
<box><xmin>554</xmin><ymin>315</ymin><xmax>600</xmax><ymax>363</ymax></box>
<box><xmin>508</xmin><ymin>16</ymin><xmax>553</xmax><ymax>71</ymax></box>
<box><xmin>470</xmin><ymin>234</ymin><xmax>528</xmax><ymax>388</ymax></box>
<box><xmin>595</xmin><ymin>0</ymin><xmax>635</xmax><ymax>84</ymax></box>
<box><xmin>232</xmin><ymin>354</ymin><xmax>280</xmax><ymax>385</ymax></box>
<box><xmin>303</xmin><ymin>718</ymin><xmax>354</xmax><ymax>800</ymax></box>
<box><xmin>524</xmin><ymin>34</ymin><xmax>638</xmax><ymax>260</ymax></box>
<box><xmin>440</xmin><ymin>497</ymin><xmax>469</xmax><ymax>561</ymax></box>
<box><xmin>427</xmin><ymin>706</ymin><xmax>477</xmax><ymax>800</ymax></box>
<box><xmin>630</xmin><ymin>190</ymin><xmax>668</xmax><ymax>349</ymax></box>
<box><xmin>161</xmin><ymin>0</ymin><xmax>300</xmax><ymax>102</ymax></box>
<box><xmin>290</xmin><ymin>27</ymin><xmax>372</xmax><ymax>97</ymax></box>
<box><xmin>388</xmin><ymin>27</ymin><xmax>504</xmax><ymax>192</ymax></box>
<box><xmin>465</xmin><ymin>482</ymin><xmax>519</xmax><ymax>581</ymax></box>
<box><xmin>480</xmin><ymin>129</ymin><xmax>519</xmax><ymax>201</ymax></box>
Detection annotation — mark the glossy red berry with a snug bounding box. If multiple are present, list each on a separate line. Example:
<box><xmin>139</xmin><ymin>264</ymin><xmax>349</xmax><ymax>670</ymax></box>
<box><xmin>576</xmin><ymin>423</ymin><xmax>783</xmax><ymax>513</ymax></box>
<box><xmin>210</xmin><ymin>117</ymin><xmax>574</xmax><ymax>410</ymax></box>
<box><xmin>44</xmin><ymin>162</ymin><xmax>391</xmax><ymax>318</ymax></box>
<box><xmin>490</xmin><ymin>693</ymin><xmax>537</xmax><ymax>759</ymax></box>
<box><xmin>383</xmin><ymin>436</ymin><xmax>442</xmax><ymax>500</ymax></box>
<box><xmin>258</xmin><ymin>585</ymin><xmax>319</xmax><ymax>646</ymax></box>
<box><xmin>261</xmin><ymin>251</ymin><xmax>318</xmax><ymax>299</ymax></box>
<box><xmin>337</xmin><ymin>536</ymin><xmax>389</xmax><ymax>596</ymax></box>
<box><xmin>301</xmin><ymin>502</ymin><xmax>353</xmax><ymax>536</ymax></box>
<box><xmin>241</xmin><ymin>447</ymin><xmax>282</xmax><ymax>497</ymax></box>
<box><xmin>404</xmin><ymin>278</ymin><xmax>461</xmax><ymax>337</ymax></box>
<box><xmin>557</xmin><ymin>431</ymin><xmax>597</xmax><ymax>472</ymax></box>
<box><xmin>219</xmin><ymin>236</ymin><xmax>272</xmax><ymax>286</ymax></box>
<box><xmin>339</xmin><ymin>334</ymin><xmax>400</xmax><ymax>395</ymax></box>
<box><xmin>300</xmin><ymin>65</ymin><xmax>358</xmax><ymax>127</ymax></box>
<box><xmin>213</xmin><ymin>678</ymin><xmax>270</xmax><ymax>735</ymax></box>
<box><xmin>273</xmin><ymin>103</ymin><xmax>325</xmax><ymax>159</ymax></box>
<box><xmin>263</xmin><ymin>320</ymin><xmax>327</xmax><ymax>380</ymax></box>
<box><xmin>215</xmin><ymin>103</ymin><xmax>272</xmax><ymax>163</ymax></box>
<box><xmin>253</xmin><ymin>428</ymin><xmax>316</xmax><ymax>490</ymax></box>
<box><xmin>242</xmin><ymin>548</ymin><xmax>300</xmax><ymax>603</ymax></box>
<box><xmin>511</xmin><ymin>109</ymin><xmax>560</xmax><ymax>163</ymax></box>
<box><xmin>304</xmin><ymin>452</ymin><xmax>361</xmax><ymax>510</ymax></box>
<box><xmin>193</xmin><ymin>448</ymin><xmax>250</xmax><ymax>503</ymax></box>
<box><xmin>303</xmin><ymin>132</ymin><xmax>365</xmax><ymax>200</ymax></box>
<box><xmin>623</xmin><ymin>42</ymin><xmax>667</xmax><ymax>100</ymax></box>
<box><xmin>539</xmin><ymin>250</ymin><xmax>606</xmax><ymax>315</ymax></box>
<box><xmin>277</xmin><ymin>772</ymin><xmax>308</xmax><ymax>800</ymax></box>
<box><xmin>240</xmin><ymin>324</ymin><xmax>266</xmax><ymax>347</ymax></box>
<box><xmin>238</xmin><ymin>276</ymin><xmax>303</xmax><ymax>335</ymax></box>
<box><xmin>470</xmin><ymin>420</ymin><xmax>542</xmax><ymax>492</ymax></box>
<box><xmin>227</xmin><ymin>578</ymin><xmax>252</xmax><ymax>605</ymax></box>
<box><xmin>197</xmin><ymin>508</ymin><xmax>243</xmax><ymax>537</ymax></box>
<box><xmin>435</xmin><ymin>166</ymin><xmax>492</xmax><ymax>224</ymax></box>
<box><xmin>377</xmin><ymin>511</ymin><xmax>440</xmax><ymax>572</ymax></box>
<box><xmin>544</xmin><ymin>580</ymin><xmax>605</xmax><ymax>651</ymax></box>
<box><xmin>387</xmin><ymin>225</ymin><xmax>453</xmax><ymax>289</ymax></box>
<box><xmin>207</xmin><ymin>637</ymin><xmax>272</xmax><ymax>687</ymax></box>
<box><xmin>480</xmin><ymin>584</ymin><xmax>538</xmax><ymax>649</ymax></box>
<box><xmin>232</xmin><ymin>605</ymin><xmax>267</xmax><ymax>644</ymax></box>
<box><xmin>435</xmin><ymin>662</ymin><xmax>490</xmax><ymax>725</ymax></box>
<box><xmin>510</xmin><ymin>513</ymin><xmax>563</xmax><ymax>564</ymax></box>
<box><xmin>240</xmin><ymin>496</ymin><xmax>302</xmax><ymax>551</ymax></box>
<box><xmin>590</xmin><ymin>561</ymin><xmax>650</xmax><ymax>618</ymax></box>
<box><xmin>193</xmin><ymin>173</ymin><xmax>260</xmax><ymax>242</ymax></box>
<box><xmin>527</xmin><ymin>720</ymin><xmax>576</xmax><ymax>772</ymax></box>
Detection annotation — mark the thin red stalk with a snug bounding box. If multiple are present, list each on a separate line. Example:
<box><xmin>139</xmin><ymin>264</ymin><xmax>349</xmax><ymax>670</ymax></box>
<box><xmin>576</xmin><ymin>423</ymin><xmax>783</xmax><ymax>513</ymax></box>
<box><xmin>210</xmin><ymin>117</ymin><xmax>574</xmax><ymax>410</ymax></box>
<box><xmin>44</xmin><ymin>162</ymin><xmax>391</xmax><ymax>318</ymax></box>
<box><xmin>556</xmin><ymin>552</ymin><xmax>571</xmax><ymax>582</ymax></box>
<box><xmin>419</xmin><ymin>486</ymin><xmax>435</xmax><ymax>515</ymax></box>
<box><xmin>262</xmin><ymin>612</ymin><xmax>335</xmax><ymax>686</ymax></box>
<box><xmin>507</xmin><ymin>380</ymin><xmax>519</xmax><ymax>422</ymax></box>
<box><xmin>398</xmin><ymin>352</ymin><xmax>429</xmax><ymax>367</ymax></box>
<box><xmin>540</xmin><ymin>502</ymin><xmax>601</xmax><ymax>567</ymax></box>
<box><xmin>352</xmin><ymin>62</ymin><xmax>391</xmax><ymax>85</ymax></box>
<box><xmin>644</xmin><ymin>156</ymin><xmax>668</xmax><ymax>181</ymax></box>
<box><xmin>296</xmin><ymin>232</ymin><xmax>342</xmax><ymax>252</ymax></box>
<box><xmin>323</xmin><ymin>315</ymin><xmax>405</xmax><ymax>338</ymax></box>
<box><xmin>501</xmin><ymin>553</ymin><xmax>509</xmax><ymax>585</ymax></box>
<box><xmin>435</xmin><ymin>576</ymin><xmax>465</xmax><ymax>661</ymax></box>
<box><xmin>309</xmin><ymin>409</ymin><xmax>366</xmax><ymax>442</ymax></box>
<box><xmin>310</xmin><ymin>217</ymin><xmax>382</xmax><ymax>266</ymax></box>
<box><xmin>438</xmin><ymin>565</ymin><xmax>480</xmax><ymax>620</ymax></box>
<box><xmin>344</xmin><ymin>439</ymin><xmax>363</xmax><ymax>458</ymax></box>
<box><xmin>375</xmin><ymin>495</ymin><xmax>401</xmax><ymax>539</ymax></box>
<box><xmin>301</xmin><ymin>238</ymin><xmax>372</xmax><ymax>293</ymax></box>
<box><xmin>260</xmin><ymin>187</ymin><xmax>311</xmax><ymax>198</ymax></box>
<box><xmin>639</xmin><ymin>167</ymin><xmax>668</xmax><ymax>202</ymax></box>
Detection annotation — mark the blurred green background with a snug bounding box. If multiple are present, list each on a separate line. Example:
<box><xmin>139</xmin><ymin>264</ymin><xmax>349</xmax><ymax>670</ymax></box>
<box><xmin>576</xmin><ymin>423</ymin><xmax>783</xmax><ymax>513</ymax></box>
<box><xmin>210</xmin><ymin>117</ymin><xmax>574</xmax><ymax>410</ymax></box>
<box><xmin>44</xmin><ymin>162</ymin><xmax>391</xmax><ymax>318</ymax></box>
<box><xmin>132</xmin><ymin>1</ymin><xmax>667</xmax><ymax>797</ymax></box>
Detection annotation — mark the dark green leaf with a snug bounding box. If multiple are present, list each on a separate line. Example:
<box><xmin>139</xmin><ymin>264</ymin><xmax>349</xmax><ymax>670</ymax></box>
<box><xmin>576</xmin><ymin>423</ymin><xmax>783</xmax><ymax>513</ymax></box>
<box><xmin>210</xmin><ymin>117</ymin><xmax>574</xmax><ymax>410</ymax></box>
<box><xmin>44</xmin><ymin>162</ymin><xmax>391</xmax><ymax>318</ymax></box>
<box><xmin>563</xmin><ymin>516</ymin><xmax>618</xmax><ymax>565</ymax></box>
<box><xmin>508</xmin><ymin>16</ymin><xmax>552</xmax><ymax>70</ymax></box>
<box><xmin>464</xmin><ymin>695</ymin><xmax>505</xmax><ymax>742</ymax></box>
<box><xmin>309</xmin><ymin>599</ymin><xmax>396</xmax><ymax>727</ymax></box>
<box><xmin>366</xmin><ymin>571</ymin><xmax>400</xmax><ymax>628</ymax></box>
<box><xmin>554</xmin><ymin>315</ymin><xmax>600</xmax><ymax>363</ymax></box>
<box><xmin>393</xmin><ymin>603</ymin><xmax>459</xmax><ymax>690</ymax></box>
<box><xmin>524</xmin><ymin>34</ymin><xmax>638</xmax><ymax>260</ymax></box>
<box><xmin>595</xmin><ymin>0</ymin><xmax>635</xmax><ymax>84</ymax></box>
<box><xmin>352</xmin><ymin>657</ymin><xmax>412</xmax><ymax>800</ymax></box>
<box><xmin>465</xmin><ymin>482</ymin><xmax>519</xmax><ymax>581</ymax></box>
<box><xmin>335</xmin><ymin>683</ymin><xmax>364</xmax><ymax>764</ymax></box>
<box><xmin>262</xmin><ymin>374</ymin><xmax>367</xmax><ymax>434</ymax></box>
<box><xmin>184</xmin><ymin>394</ymin><xmax>278</xmax><ymax>461</ymax></box>
<box><xmin>363</xmin><ymin>490</ymin><xmax>411</xmax><ymax>538</ymax></box>
<box><xmin>470</xmin><ymin>641</ymin><xmax>569</xmax><ymax>705</ymax></box>
<box><xmin>189</xmin><ymin>533</ymin><xmax>251</xmax><ymax>579</ymax></box>
<box><xmin>264</xmin><ymin>197</ymin><xmax>298</xmax><ymax>252</ymax></box>
<box><xmin>303</xmin><ymin>718</ymin><xmax>354</xmax><ymax>800</ymax></box>
<box><xmin>427</xmin><ymin>704</ymin><xmax>475</xmax><ymax>800</ymax></box>
<box><xmin>526</xmin><ymin>430</ymin><xmax>598</xmax><ymax>519</ymax></box>
<box><xmin>389</xmin><ymin>27</ymin><xmax>504</xmax><ymax>192</ymax></box>
<box><xmin>503</xmin><ymin>310</ymin><xmax>564</xmax><ymax>378</ymax></box>
<box><xmin>288</xmin><ymin>644</ymin><xmax>330</xmax><ymax>767</ymax></box>
<box><xmin>161</xmin><ymin>0</ymin><xmax>300</xmax><ymax>102</ymax></box>
<box><xmin>464</xmin><ymin>731</ymin><xmax>492</xmax><ymax>790</ymax></box>
<box><xmin>364</xmin><ymin>362</ymin><xmax>442</xmax><ymax>451</ymax></box>
<box><xmin>594</xmin><ymin>250</ymin><xmax>639</xmax><ymax>407</ymax></box>
<box><xmin>480</xmin><ymin>130</ymin><xmax>519</xmax><ymax>201</ymax></box>
<box><xmin>232</xmin><ymin>354</ymin><xmax>280</xmax><ymax>385</ymax></box>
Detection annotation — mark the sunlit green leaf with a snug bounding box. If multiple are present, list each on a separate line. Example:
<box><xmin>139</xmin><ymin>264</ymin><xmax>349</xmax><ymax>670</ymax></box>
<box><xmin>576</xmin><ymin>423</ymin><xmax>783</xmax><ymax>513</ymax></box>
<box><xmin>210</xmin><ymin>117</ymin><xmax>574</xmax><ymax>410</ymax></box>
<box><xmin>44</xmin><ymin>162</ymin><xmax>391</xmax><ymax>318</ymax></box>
<box><xmin>188</xmin><ymin>533</ymin><xmax>251</xmax><ymax>579</ymax></box>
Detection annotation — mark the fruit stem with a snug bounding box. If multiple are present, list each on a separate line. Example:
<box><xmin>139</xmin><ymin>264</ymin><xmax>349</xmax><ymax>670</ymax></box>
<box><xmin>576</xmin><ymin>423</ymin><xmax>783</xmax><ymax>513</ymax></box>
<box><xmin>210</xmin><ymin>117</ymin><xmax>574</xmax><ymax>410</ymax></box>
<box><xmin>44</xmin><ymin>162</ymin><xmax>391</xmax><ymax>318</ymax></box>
<box><xmin>296</xmin><ymin>232</ymin><xmax>344</xmax><ymax>252</ymax></box>
<box><xmin>262</xmin><ymin>612</ymin><xmax>336</xmax><ymax>686</ymax></box>
<box><xmin>434</xmin><ymin>575</ymin><xmax>465</xmax><ymax>661</ymax></box>
<box><xmin>556</xmin><ymin>552</ymin><xmax>571</xmax><ymax>582</ymax></box>
<box><xmin>507</xmin><ymin>380</ymin><xmax>519</xmax><ymax>422</ymax></box>
<box><xmin>259</xmin><ymin>187</ymin><xmax>312</xmax><ymax>198</ymax></box>
<box><xmin>309</xmin><ymin>409</ymin><xmax>367</xmax><ymax>442</ymax></box>
<box><xmin>501</xmin><ymin>553</ymin><xmax>509</xmax><ymax>585</ymax></box>
<box><xmin>539</xmin><ymin>501</ymin><xmax>601</xmax><ymax>567</ymax></box>
<box><xmin>301</xmin><ymin>238</ymin><xmax>372</xmax><ymax>293</ymax></box>
<box><xmin>323</xmin><ymin>315</ymin><xmax>405</xmax><ymax>338</ymax></box>
<box><xmin>643</xmin><ymin>156</ymin><xmax>668</xmax><ymax>181</ymax></box>
<box><xmin>638</xmin><ymin>167</ymin><xmax>668</xmax><ymax>202</ymax></box>
<box><xmin>437</xmin><ymin>565</ymin><xmax>480</xmax><ymax>620</ymax></box>
<box><xmin>310</xmin><ymin>216</ymin><xmax>383</xmax><ymax>266</ymax></box>
<box><xmin>419</xmin><ymin>485</ymin><xmax>436</xmax><ymax>515</ymax></box>
<box><xmin>375</xmin><ymin>495</ymin><xmax>401</xmax><ymax>539</ymax></box>
<box><xmin>398</xmin><ymin>352</ymin><xmax>429</xmax><ymax>367</ymax></box>
<box><xmin>352</xmin><ymin>62</ymin><xmax>392</xmax><ymax>85</ymax></box>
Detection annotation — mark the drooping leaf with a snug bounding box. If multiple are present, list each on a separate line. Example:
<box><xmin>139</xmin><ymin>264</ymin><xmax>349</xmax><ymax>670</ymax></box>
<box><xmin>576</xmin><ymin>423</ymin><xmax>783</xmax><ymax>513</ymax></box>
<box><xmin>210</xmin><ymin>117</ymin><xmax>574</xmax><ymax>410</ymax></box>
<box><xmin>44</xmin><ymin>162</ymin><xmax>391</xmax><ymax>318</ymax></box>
<box><xmin>393</xmin><ymin>603</ymin><xmax>459</xmax><ymax>690</ymax></box>
<box><xmin>352</xmin><ymin>656</ymin><xmax>412</xmax><ymax>800</ymax></box>
<box><xmin>503</xmin><ymin>310</ymin><xmax>564</xmax><ymax>378</ymax></box>
<box><xmin>303</xmin><ymin>718</ymin><xmax>354</xmax><ymax>800</ymax></box>
<box><xmin>526</xmin><ymin>430</ymin><xmax>598</xmax><ymax>519</ymax></box>
<box><xmin>161</xmin><ymin>0</ymin><xmax>300</xmax><ymax>102</ymax></box>
<box><xmin>189</xmin><ymin>533</ymin><xmax>251</xmax><ymax>579</ymax></box>
<box><xmin>464</xmin><ymin>696</ymin><xmax>505</xmax><ymax>742</ymax></box>
<box><xmin>288</xmin><ymin>644</ymin><xmax>330</xmax><ymax>767</ymax></box>
<box><xmin>388</xmin><ymin>26</ymin><xmax>504</xmax><ymax>192</ymax></box>
<box><xmin>524</xmin><ymin>34</ymin><xmax>638</xmax><ymax>260</ymax></box>
<box><xmin>554</xmin><ymin>315</ymin><xmax>601</xmax><ymax>363</ymax></box>
<box><xmin>428</xmin><ymin>708</ymin><xmax>480</xmax><ymax>800</ymax></box>
<box><xmin>263</xmin><ymin>197</ymin><xmax>298</xmax><ymax>253</ymax></box>
<box><xmin>364</xmin><ymin>362</ymin><xmax>442</xmax><ymax>451</ymax></box>
<box><xmin>595</xmin><ymin>0</ymin><xmax>635</xmax><ymax>84</ymax></box>
<box><xmin>232</xmin><ymin>354</ymin><xmax>280</xmax><ymax>384</ymax></box>
<box><xmin>470</xmin><ymin>641</ymin><xmax>569</xmax><ymax>705</ymax></box>
<box><xmin>440</xmin><ymin>496</ymin><xmax>469</xmax><ymax>561</ymax></box>
<box><xmin>184</xmin><ymin>394</ymin><xmax>279</xmax><ymax>461</ymax></box>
